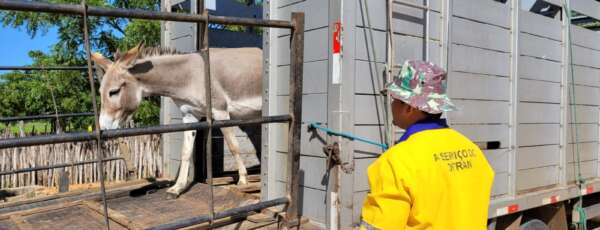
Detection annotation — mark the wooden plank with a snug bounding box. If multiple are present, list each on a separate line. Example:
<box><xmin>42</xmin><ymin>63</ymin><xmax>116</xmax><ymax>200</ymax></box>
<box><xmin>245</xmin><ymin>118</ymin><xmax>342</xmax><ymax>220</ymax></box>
<box><xmin>567</xmin><ymin>142</ymin><xmax>598</xmax><ymax>162</ymax></box>
<box><xmin>212</xmin><ymin>175</ymin><xmax>261</xmax><ymax>186</ymax></box>
<box><xmin>390</xmin><ymin>5</ymin><xmax>442</xmax><ymax>39</ymax></box>
<box><xmin>484</xmin><ymin>149</ymin><xmax>510</xmax><ymax>173</ymax></box>
<box><xmin>492</xmin><ymin>172</ymin><xmax>509</xmax><ymax>197</ymax></box>
<box><xmin>518</xmin><ymin>102</ymin><xmax>560</xmax><ymax>124</ymax></box>
<box><xmin>393</xmin><ymin>34</ymin><xmax>442</xmax><ymax>65</ymax></box>
<box><xmin>354</xmin><ymin>95</ymin><xmax>386</xmax><ymax>125</ymax></box>
<box><xmin>448</xmin><ymin>72</ymin><xmax>509</xmax><ymax>101</ymax></box>
<box><xmin>452</xmin><ymin>0</ymin><xmax>510</xmax><ymax>28</ymax></box>
<box><xmin>354</xmin><ymin>60</ymin><xmax>386</xmax><ymax>94</ymax></box>
<box><xmin>517</xmin><ymin>166</ymin><xmax>559</xmax><ymax>192</ymax></box>
<box><xmin>567</xmin><ymin>160</ymin><xmax>597</xmax><ymax>182</ymax></box>
<box><xmin>447</xmin><ymin>100</ymin><xmax>509</xmax><ymax>124</ymax></box>
<box><xmin>452</xmin><ymin>16</ymin><xmax>510</xmax><ymax>52</ymax></box>
<box><xmin>519</xmin><ymin>32</ymin><xmax>562</xmax><ymax>61</ymax></box>
<box><xmin>452</xmin><ymin>124</ymin><xmax>509</xmax><ymax>148</ymax></box>
<box><xmin>572</xmin><ymin>65</ymin><xmax>600</xmax><ymax>87</ymax></box>
<box><xmin>570</xmin><ymin>0</ymin><xmax>600</xmax><ymax>22</ymax></box>
<box><xmin>451</xmin><ymin>44</ymin><xmax>510</xmax><ymax>76</ymax></box>
<box><xmin>519</xmin><ymin>79</ymin><xmax>561</xmax><ymax>103</ymax></box>
<box><xmin>517</xmin><ymin>124</ymin><xmax>560</xmax><ymax>146</ymax></box>
<box><xmin>517</xmin><ymin>145</ymin><xmax>560</xmax><ymax>170</ymax></box>
<box><xmin>276</xmin><ymin>60</ymin><xmax>329</xmax><ymax>95</ymax></box>
<box><xmin>569</xmin><ymin>84</ymin><xmax>600</xmax><ymax>105</ymax></box>
<box><xmin>566</xmin><ymin>105</ymin><xmax>599</xmax><ymax>124</ymax></box>
<box><xmin>519</xmin><ymin>10</ymin><xmax>561</xmax><ymax>41</ymax></box>
<box><xmin>83</xmin><ymin>201</ymin><xmax>144</xmax><ymax>230</ymax></box>
<box><xmin>567</xmin><ymin>124</ymin><xmax>598</xmax><ymax>143</ymax></box>
<box><xmin>354</xmin><ymin>158</ymin><xmax>377</xmax><ymax>192</ymax></box>
<box><xmin>354</xmin><ymin>125</ymin><xmax>386</xmax><ymax>158</ymax></box>
<box><xmin>519</xmin><ymin>56</ymin><xmax>561</xmax><ymax>83</ymax></box>
<box><xmin>571</xmin><ymin>25</ymin><xmax>600</xmax><ymax>51</ymax></box>
<box><xmin>572</xmin><ymin>45</ymin><xmax>600</xmax><ymax>69</ymax></box>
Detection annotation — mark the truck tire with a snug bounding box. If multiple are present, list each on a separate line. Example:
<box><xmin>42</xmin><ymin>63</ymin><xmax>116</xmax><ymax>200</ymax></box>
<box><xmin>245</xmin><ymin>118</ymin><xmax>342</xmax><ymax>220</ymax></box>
<box><xmin>519</xmin><ymin>219</ymin><xmax>549</xmax><ymax>230</ymax></box>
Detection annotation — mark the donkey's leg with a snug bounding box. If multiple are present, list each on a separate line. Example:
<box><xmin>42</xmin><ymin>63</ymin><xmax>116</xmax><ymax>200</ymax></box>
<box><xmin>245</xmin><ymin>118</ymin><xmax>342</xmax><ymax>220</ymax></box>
<box><xmin>213</xmin><ymin>110</ymin><xmax>249</xmax><ymax>185</ymax></box>
<box><xmin>166</xmin><ymin>114</ymin><xmax>197</xmax><ymax>198</ymax></box>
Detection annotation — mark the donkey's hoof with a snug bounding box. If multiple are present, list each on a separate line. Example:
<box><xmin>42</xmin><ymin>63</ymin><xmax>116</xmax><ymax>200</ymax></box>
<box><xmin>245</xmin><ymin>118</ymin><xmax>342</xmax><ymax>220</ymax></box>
<box><xmin>165</xmin><ymin>191</ymin><xmax>179</xmax><ymax>200</ymax></box>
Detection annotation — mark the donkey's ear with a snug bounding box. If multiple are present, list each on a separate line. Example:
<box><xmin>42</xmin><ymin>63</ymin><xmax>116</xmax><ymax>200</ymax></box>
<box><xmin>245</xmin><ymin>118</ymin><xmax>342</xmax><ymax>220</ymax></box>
<box><xmin>91</xmin><ymin>52</ymin><xmax>112</xmax><ymax>70</ymax></box>
<box><xmin>120</xmin><ymin>42</ymin><xmax>145</xmax><ymax>67</ymax></box>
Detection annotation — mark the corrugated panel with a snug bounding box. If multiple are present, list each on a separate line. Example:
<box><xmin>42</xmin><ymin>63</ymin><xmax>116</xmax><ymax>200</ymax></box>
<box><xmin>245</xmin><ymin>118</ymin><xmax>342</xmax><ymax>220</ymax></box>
<box><xmin>276</xmin><ymin>27</ymin><xmax>329</xmax><ymax>65</ymax></box>
<box><xmin>356</xmin><ymin>28</ymin><xmax>387</xmax><ymax>63</ymax></box>
<box><xmin>518</xmin><ymin>10</ymin><xmax>561</xmax><ymax>41</ymax></box>
<box><xmin>567</xmin><ymin>124</ymin><xmax>599</xmax><ymax>143</ymax></box>
<box><xmin>519</xmin><ymin>32</ymin><xmax>562</xmax><ymax>61</ymax></box>
<box><xmin>395</xmin><ymin>0</ymin><xmax>441</xmax><ymax>12</ymax></box>
<box><xmin>274</xmin><ymin>152</ymin><xmax>288</xmax><ymax>182</ymax></box>
<box><xmin>566</xmin><ymin>105</ymin><xmax>599</xmax><ymax>124</ymax></box>
<box><xmin>301</xmin><ymin>124</ymin><xmax>328</xmax><ymax>157</ymax></box>
<box><xmin>572</xmin><ymin>45</ymin><xmax>600</xmax><ymax>69</ymax></box>
<box><xmin>517</xmin><ymin>124</ymin><xmax>560</xmax><ymax>146</ymax></box>
<box><xmin>517</xmin><ymin>166</ymin><xmax>559</xmax><ymax>191</ymax></box>
<box><xmin>277</xmin><ymin>60</ymin><xmax>329</xmax><ymax>95</ymax></box>
<box><xmin>168</xmin><ymin>22</ymin><xmax>195</xmax><ymax>40</ymax></box>
<box><xmin>572</xmin><ymin>65</ymin><xmax>600</xmax><ymax>87</ymax></box>
<box><xmin>300</xmin><ymin>155</ymin><xmax>327</xmax><ymax>190</ymax></box>
<box><xmin>567</xmin><ymin>142</ymin><xmax>599</xmax><ymax>162</ymax></box>
<box><xmin>394</xmin><ymin>35</ymin><xmax>442</xmax><ymax>65</ymax></box>
<box><xmin>354</xmin><ymin>95</ymin><xmax>386</xmax><ymax>125</ymax></box>
<box><xmin>300</xmin><ymin>186</ymin><xmax>327</xmax><ymax>224</ymax></box>
<box><xmin>567</xmin><ymin>160</ymin><xmax>598</xmax><ymax>182</ymax></box>
<box><xmin>485</xmin><ymin>149</ymin><xmax>510</xmax><ymax>173</ymax></box>
<box><xmin>302</xmin><ymin>94</ymin><xmax>328</xmax><ymax>123</ymax></box>
<box><xmin>518</xmin><ymin>79</ymin><xmax>561</xmax><ymax>103</ymax></box>
<box><xmin>492</xmin><ymin>172</ymin><xmax>509</xmax><ymax>197</ymax></box>
<box><xmin>570</xmin><ymin>0</ymin><xmax>600</xmax><ymax>23</ymax></box>
<box><xmin>354</xmin><ymin>191</ymin><xmax>368</xmax><ymax>225</ymax></box>
<box><xmin>571</xmin><ymin>25</ymin><xmax>600</xmax><ymax>51</ymax></box>
<box><xmin>517</xmin><ymin>145</ymin><xmax>560</xmax><ymax>170</ymax></box>
<box><xmin>451</xmin><ymin>44</ymin><xmax>510</xmax><ymax>76</ymax></box>
<box><xmin>452</xmin><ymin>124</ymin><xmax>509</xmax><ymax>148</ymax></box>
<box><xmin>170</xmin><ymin>36</ymin><xmax>195</xmax><ymax>52</ymax></box>
<box><xmin>448</xmin><ymin>100</ymin><xmax>509</xmax><ymax>124</ymax></box>
<box><xmin>355</xmin><ymin>158</ymin><xmax>377</xmax><ymax>192</ymax></box>
<box><xmin>518</xmin><ymin>102</ymin><xmax>560</xmax><ymax>124</ymax></box>
<box><xmin>355</xmin><ymin>60</ymin><xmax>386</xmax><ymax>94</ymax></box>
<box><xmin>356</xmin><ymin>0</ymin><xmax>387</xmax><ymax>30</ymax></box>
<box><xmin>569</xmin><ymin>85</ymin><xmax>600</xmax><ymax>105</ymax></box>
<box><xmin>448</xmin><ymin>73</ymin><xmax>509</xmax><ymax>100</ymax></box>
<box><xmin>452</xmin><ymin>17</ymin><xmax>510</xmax><ymax>52</ymax></box>
<box><xmin>390</xmin><ymin>5</ymin><xmax>441</xmax><ymax>39</ymax></box>
<box><xmin>277</xmin><ymin>0</ymin><xmax>328</xmax><ymax>36</ymax></box>
<box><xmin>519</xmin><ymin>56</ymin><xmax>561</xmax><ymax>83</ymax></box>
<box><xmin>452</xmin><ymin>0</ymin><xmax>510</xmax><ymax>28</ymax></box>
<box><xmin>354</xmin><ymin>125</ymin><xmax>386</xmax><ymax>158</ymax></box>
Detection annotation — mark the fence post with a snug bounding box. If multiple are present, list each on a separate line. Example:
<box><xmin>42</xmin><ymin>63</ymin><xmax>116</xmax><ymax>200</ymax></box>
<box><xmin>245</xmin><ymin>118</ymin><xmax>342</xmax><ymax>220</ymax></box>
<box><xmin>286</xmin><ymin>12</ymin><xmax>305</xmax><ymax>228</ymax></box>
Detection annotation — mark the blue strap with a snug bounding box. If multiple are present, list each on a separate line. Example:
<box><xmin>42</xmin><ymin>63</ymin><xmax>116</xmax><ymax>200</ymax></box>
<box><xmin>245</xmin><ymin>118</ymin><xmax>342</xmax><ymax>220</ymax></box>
<box><xmin>308</xmin><ymin>123</ymin><xmax>389</xmax><ymax>150</ymax></box>
<box><xmin>397</xmin><ymin>118</ymin><xmax>449</xmax><ymax>143</ymax></box>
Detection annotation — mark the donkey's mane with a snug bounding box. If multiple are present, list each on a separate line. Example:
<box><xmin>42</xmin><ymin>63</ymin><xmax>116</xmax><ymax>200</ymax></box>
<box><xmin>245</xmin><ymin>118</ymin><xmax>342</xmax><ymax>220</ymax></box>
<box><xmin>138</xmin><ymin>46</ymin><xmax>184</xmax><ymax>59</ymax></box>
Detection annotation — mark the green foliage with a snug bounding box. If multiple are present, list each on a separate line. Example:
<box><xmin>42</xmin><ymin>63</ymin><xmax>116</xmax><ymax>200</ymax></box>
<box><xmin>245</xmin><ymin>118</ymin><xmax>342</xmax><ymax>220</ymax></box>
<box><xmin>0</xmin><ymin>0</ymin><xmax>161</xmax><ymax>128</ymax></box>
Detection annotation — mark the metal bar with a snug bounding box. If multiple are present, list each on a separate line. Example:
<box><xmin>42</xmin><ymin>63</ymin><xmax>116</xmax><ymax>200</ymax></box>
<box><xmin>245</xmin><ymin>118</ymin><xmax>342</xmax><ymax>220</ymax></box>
<box><xmin>0</xmin><ymin>112</ymin><xmax>94</xmax><ymax>123</ymax></box>
<box><xmin>0</xmin><ymin>66</ymin><xmax>89</xmax><ymax>71</ymax></box>
<box><xmin>0</xmin><ymin>157</ymin><xmax>124</xmax><ymax>176</ymax></box>
<box><xmin>285</xmin><ymin>12</ymin><xmax>304</xmax><ymax>227</ymax></box>
<box><xmin>0</xmin><ymin>0</ymin><xmax>293</xmax><ymax>29</ymax></box>
<box><xmin>392</xmin><ymin>0</ymin><xmax>432</xmax><ymax>11</ymax></box>
<box><xmin>0</xmin><ymin>115</ymin><xmax>291</xmax><ymax>149</ymax></box>
<box><xmin>385</xmin><ymin>0</ymin><xmax>395</xmax><ymax>147</ymax></box>
<box><xmin>425</xmin><ymin>0</ymin><xmax>430</xmax><ymax>61</ymax></box>
<box><xmin>81</xmin><ymin>1</ymin><xmax>110</xmax><ymax>228</ymax></box>
<box><xmin>145</xmin><ymin>197</ymin><xmax>289</xmax><ymax>230</ymax></box>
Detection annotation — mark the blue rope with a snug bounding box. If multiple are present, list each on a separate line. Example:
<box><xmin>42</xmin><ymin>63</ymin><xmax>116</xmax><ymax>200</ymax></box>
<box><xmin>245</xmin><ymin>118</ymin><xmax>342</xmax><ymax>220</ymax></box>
<box><xmin>308</xmin><ymin>123</ymin><xmax>389</xmax><ymax>150</ymax></box>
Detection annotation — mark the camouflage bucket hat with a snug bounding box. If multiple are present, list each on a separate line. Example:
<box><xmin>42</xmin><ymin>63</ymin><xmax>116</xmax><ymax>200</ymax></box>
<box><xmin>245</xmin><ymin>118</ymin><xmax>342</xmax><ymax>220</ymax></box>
<box><xmin>386</xmin><ymin>60</ymin><xmax>457</xmax><ymax>114</ymax></box>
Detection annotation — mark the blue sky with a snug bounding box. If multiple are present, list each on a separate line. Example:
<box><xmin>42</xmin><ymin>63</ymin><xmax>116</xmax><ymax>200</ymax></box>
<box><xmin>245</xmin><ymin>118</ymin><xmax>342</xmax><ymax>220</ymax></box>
<box><xmin>0</xmin><ymin>26</ymin><xmax>57</xmax><ymax>72</ymax></box>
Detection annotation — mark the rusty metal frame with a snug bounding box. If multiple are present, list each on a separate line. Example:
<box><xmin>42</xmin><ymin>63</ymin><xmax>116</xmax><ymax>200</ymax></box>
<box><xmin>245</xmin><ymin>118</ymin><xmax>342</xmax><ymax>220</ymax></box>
<box><xmin>0</xmin><ymin>0</ymin><xmax>304</xmax><ymax>229</ymax></box>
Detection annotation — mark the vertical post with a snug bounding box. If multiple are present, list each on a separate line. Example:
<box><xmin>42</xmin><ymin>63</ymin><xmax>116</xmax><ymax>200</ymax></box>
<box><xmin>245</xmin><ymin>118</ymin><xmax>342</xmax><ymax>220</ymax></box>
<box><xmin>81</xmin><ymin>1</ymin><xmax>110</xmax><ymax>229</ymax></box>
<box><xmin>385</xmin><ymin>0</ymin><xmax>395</xmax><ymax>148</ymax></box>
<box><xmin>286</xmin><ymin>12</ymin><xmax>304</xmax><ymax>227</ymax></box>
<box><xmin>508</xmin><ymin>0</ymin><xmax>520</xmax><ymax>197</ymax></box>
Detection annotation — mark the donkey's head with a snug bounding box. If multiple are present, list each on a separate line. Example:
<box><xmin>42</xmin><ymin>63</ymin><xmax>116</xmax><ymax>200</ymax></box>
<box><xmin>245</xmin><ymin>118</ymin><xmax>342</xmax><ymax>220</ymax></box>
<box><xmin>92</xmin><ymin>43</ymin><xmax>146</xmax><ymax>130</ymax></box>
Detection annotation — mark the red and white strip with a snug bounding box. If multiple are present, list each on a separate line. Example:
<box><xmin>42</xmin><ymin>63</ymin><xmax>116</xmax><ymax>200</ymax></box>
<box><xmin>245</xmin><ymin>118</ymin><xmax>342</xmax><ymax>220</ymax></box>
<box><xmin>542</xmin><ymin>195</ymin><xmax>560</xmax><ymax>205</ymax></box>
<box><xmin>332</xmin><ymin>21</ymin><xmax>342</xmax><ymax>84</ymax></box>
<box><xmin>581</xmin><ymin>185</ymin><xmax>594</xmax><ymax>195</ymax></box>
<box><xmin>496</xmin><ymin>204</ymin><xmax>519</xmax><ymax>216</ymax></box>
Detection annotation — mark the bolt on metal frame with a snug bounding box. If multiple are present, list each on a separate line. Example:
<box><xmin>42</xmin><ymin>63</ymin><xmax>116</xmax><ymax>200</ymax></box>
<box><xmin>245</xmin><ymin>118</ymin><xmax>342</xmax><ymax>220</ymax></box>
<box><xmin>0</xmin><ymin>0</ymin><xmax>305</xmax><ymax>229</ymax></box>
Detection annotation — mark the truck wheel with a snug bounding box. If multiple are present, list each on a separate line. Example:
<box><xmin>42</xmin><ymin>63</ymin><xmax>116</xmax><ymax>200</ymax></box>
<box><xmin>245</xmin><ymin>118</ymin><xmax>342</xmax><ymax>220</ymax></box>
<box><xmin>519</xmin><ymin>219</ymin><xmax>549</xmax><ymax>230</ymax></box>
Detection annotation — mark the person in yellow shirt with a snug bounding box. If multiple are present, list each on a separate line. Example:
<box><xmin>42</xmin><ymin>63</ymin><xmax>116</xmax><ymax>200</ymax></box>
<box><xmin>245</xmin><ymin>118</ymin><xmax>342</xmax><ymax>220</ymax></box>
<box><xmin>361</xmin><ymin>60</ymin><xmax>494</xmax><ymax>230</ymax></box>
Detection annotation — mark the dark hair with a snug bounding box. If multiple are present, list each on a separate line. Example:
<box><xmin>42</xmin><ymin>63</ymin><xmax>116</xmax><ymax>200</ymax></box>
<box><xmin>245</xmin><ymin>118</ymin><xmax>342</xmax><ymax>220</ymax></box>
<box><xmin>423</xmin><ymin>111</ymin><xmax>443</xmax><ymax>120</ymax></box>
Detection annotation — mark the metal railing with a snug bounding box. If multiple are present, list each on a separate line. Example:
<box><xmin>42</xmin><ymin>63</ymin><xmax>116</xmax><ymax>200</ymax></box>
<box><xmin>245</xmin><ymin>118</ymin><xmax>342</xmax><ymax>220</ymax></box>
<box><xmin>0</xmin><ymin>0</ymin><xmax>304</xmax><ymax>229</ymax></box>
<box><xmin>0</xmin><ymin>112</ymin><xmax>94</xmax><ymax>123</ymax></box>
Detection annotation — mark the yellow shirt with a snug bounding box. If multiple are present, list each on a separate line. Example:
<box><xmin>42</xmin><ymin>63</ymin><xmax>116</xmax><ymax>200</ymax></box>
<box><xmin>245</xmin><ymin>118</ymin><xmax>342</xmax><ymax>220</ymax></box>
<box><xmin>361</xmin><ymin>127</ymin><xmax>494</xmax><ymax>230</ymax></box>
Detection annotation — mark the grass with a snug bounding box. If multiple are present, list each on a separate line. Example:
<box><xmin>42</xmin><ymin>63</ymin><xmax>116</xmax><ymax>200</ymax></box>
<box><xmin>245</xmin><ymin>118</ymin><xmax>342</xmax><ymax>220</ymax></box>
<box><xmin>0</xmin><ymin>121</ymin><xmax>52</xmax><ymax>135</ymax></box>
